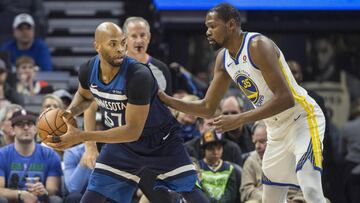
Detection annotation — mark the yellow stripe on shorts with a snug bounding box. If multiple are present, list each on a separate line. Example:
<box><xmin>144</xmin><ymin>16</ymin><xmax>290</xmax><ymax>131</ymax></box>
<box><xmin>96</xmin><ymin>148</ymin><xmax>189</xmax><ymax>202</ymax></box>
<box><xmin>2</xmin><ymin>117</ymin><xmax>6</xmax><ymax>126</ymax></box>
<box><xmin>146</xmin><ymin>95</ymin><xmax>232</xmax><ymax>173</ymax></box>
<box><xmin>278</xmin><ymin>60</ymin><xmax>322</xmax><ymax>169</ymax></box>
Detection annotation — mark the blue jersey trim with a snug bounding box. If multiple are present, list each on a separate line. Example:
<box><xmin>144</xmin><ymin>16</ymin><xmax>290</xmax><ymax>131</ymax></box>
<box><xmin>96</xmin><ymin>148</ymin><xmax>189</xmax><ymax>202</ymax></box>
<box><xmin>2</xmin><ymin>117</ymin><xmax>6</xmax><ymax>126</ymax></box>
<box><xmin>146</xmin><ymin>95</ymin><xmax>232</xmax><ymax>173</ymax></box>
<box><xmin>234</xmin><ymin>32</ymin><xmax>248</xmax><ymax>65</ymax></box>
<box><xmin>222</xmin><ymin>50</ymin><xmax>226</xmax><ymax>70</ymax></box>
<box><xmin>247</xmin><ymin>34</ymin><xmax>261</xmax><ymax>70</ymax></box>
<box><xmin>262</xmin><ymin>179</ymin><xmax>301</xmax><ymax>188</ymax></box>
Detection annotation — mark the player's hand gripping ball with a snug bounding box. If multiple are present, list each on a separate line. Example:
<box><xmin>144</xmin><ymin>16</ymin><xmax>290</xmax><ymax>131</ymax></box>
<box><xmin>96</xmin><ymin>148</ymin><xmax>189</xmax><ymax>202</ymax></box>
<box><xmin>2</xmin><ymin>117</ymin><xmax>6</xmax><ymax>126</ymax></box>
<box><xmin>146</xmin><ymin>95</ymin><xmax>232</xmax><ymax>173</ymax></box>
<box><xmin>37</xmin><ymin>108</ymin><xmax>77</xmax><ymax>143</ymax></box>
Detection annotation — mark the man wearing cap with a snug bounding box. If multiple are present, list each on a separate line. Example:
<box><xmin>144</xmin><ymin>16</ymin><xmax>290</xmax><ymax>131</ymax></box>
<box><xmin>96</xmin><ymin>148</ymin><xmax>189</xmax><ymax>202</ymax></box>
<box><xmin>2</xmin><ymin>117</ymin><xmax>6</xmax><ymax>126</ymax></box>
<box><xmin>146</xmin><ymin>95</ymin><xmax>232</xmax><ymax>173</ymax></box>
<box><xmin>198</xmin><ymin>129</ymin><xmax>242</xmax><ymax>203</ymax></box>
<box><xmin>0</xmin><ymin>58</ymin><xmax>24</xmax><ymax>105</ymax></box>
<box><xmin>0</xmin><ymin>13</ymin><xmax>52</xmax><ymax>71</ymax></box>
<box><xmin>0</xmin><ymin>110</ymin><xmax>63</xmax><ymax>203</ymax></box>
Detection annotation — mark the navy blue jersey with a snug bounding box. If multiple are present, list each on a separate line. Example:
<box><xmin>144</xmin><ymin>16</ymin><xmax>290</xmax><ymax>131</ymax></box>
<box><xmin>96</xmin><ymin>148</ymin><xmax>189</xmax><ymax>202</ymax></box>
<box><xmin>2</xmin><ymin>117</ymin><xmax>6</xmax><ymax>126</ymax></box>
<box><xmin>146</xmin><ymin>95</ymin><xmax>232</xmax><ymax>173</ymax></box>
<box><xmin>79</xmin><ymin>55</ymin><xmax>177</xmax><ymax>135</ymax></box>
<box><xmin>78</xmin><ymin>56</ymin><xmax>197</xmax><ymax>200</ymax></box>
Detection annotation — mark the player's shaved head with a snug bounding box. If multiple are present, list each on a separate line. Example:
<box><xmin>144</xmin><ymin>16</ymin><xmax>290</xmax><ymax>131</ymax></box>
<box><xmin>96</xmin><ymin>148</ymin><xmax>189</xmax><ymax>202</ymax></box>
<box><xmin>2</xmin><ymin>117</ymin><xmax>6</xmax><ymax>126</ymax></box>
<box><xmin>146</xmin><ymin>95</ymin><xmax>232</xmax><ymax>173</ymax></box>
<box><xmin>95</xmin><ymin>22</ymin><xmax>123</xmax><ymax>44</ymax></box>
<box><xmin>94</xmin><ymin>22</ymin><xmax>126</xmax><ymax>67</ymax></box>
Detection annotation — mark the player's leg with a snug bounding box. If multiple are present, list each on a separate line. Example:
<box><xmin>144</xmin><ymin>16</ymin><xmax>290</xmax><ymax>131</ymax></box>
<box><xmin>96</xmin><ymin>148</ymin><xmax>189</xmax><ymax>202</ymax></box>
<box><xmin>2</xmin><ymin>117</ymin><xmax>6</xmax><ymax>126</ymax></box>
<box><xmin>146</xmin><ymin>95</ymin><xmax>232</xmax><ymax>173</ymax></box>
<box><xmin>296</xmin><ymin>160</ymin><xmax>326</xmax><ymax>203</ymax></box>
<box><xmin>262</xmin><ymin>184</ymin><xmax>288</xmax><ymax>203</ymax></box>
<box><xmin>295</xmin><ymin>106</ymin><xmax>327</xmax><ymax>203</ymax></box>
<box><xmin>180</xmin><ymin>187</ymin><xmax>210</xmax><ymax>203</ymax></box>
<box><xmin>80</xmin><ymin>190</ymin><xmax>107</xmax><ymax>203</ymax></box>
<box><xmin>81</xmin><ymin>171</ymin><xmax>137</xmax><ymax>203</ymax></box>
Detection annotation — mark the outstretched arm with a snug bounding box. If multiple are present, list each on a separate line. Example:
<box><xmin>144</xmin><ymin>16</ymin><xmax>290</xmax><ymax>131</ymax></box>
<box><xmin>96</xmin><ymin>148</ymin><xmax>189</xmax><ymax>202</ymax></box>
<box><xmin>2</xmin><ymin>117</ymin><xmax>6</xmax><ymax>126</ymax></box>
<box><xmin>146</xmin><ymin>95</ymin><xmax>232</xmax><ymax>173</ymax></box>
<box><xmin>159</xmin><ymin>49</ymin><xmax>232</xmax><ymax>118</ymax></box>
<box><xmin>213</xmin><ymin>36</ymin><xmax>294</xmax><ymax>132</ymax></box>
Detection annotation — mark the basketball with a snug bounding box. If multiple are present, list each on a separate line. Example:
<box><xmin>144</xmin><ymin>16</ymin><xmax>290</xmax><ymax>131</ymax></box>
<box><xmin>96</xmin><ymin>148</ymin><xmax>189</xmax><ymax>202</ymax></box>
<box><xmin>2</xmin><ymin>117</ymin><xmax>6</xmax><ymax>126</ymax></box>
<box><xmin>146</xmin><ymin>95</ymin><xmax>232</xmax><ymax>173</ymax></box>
<box><xmin>37</xmin><ymin>108</ymin><xmax>77</xmax><ymax>141</ymax></box>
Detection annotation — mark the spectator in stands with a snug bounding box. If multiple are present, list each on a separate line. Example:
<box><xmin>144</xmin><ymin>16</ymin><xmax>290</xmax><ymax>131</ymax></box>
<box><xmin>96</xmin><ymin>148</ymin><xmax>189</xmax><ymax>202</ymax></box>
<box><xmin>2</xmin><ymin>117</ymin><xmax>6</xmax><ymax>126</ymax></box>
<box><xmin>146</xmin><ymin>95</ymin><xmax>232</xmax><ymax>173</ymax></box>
<box><xmin>220</xmin><ymin>95</ymin><xmax>254</xmax><ymax>155</ymax></box>
<box><xmin>340</xmin><ymin>100</ymin><xmax>360</xmax><ymax>203</ymax></box>
<box><xmin>63</xmin><ymin>144</ymin><xmax>92</xmax><ymax>203</ymax></box>
<box><xmin>198</xmin><ymin>129</ymin><xmax>241</xmax><ymax>203</ymax></box>
<box><xmin>241</xmin><ymin>121</ymin><xmax>306</xmax><ymax>203</ymax></box>
<box><xmin>0</xmin><ymin>0</ymin><xmax>46</xmax><ymax>42</ymax></box>
<box><xmin>175</xmin><ymin>94</ymin><xmax>201</xmax><ymax>142</ymax></box>
<box><xmin>40</xmin><ymin>94</ymin><xmax>63</xmax><ymax>113</ymax></box>
<box><xmin>0</xmin><ymin>109</ymin><xmax>63</xmax><ymax>203</ymax></box>
<box><xmin>123</xmin><ymin>16</ymin><xmax>172</xmax><ymax>95</ymax></box>
<box><xmin>53</xmin><ymin>89</ymin><xmax>73</xmax><ymax>109</ymax></box>
<box><xmin>0</xmin><ymin>104</ymin><xmax>23</xmax><ymax>147</ymax></box>
<box><xmin>0</xmin><ymin>13</ymin><xmax>52</xmax><ymax>71</ymax></box>
<box><xmin>186</xmin><ymin>115</ymin><xmax>243</xmax><ymax>166</ymax></box>
<box><xmin>15</xmin><ymin>56</ymin><xmax>53</xmax><ymax>96</ymax></box>
<box><xmin>0</xmin><ymin>58</ymin><xmax>24</xmax><ymax>105</ymax></box>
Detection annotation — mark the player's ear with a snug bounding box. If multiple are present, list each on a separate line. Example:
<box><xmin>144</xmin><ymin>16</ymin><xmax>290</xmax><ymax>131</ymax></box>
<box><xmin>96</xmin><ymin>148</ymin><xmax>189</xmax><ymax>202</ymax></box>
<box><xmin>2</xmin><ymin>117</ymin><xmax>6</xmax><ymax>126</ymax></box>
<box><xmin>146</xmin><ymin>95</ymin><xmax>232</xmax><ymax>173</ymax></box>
<box><xmin>93</xmin><ymin>41</ymin><xmax>100</xmax><ymax>52</ymax></box>
<box><xmin>228</xmin><ymin>19</ymin><xmax>236</xmax><ymax>31</ymax></box>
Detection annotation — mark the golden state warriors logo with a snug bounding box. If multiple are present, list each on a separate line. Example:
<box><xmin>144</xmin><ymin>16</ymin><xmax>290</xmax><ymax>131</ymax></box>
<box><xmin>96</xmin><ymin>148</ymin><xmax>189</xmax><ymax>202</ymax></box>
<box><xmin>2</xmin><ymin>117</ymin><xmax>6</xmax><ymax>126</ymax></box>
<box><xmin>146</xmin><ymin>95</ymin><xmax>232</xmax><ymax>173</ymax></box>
<box><xmin>236</xmin><ymin>74</ymin><xmax>259</xmax><ymax>103</ymax></box>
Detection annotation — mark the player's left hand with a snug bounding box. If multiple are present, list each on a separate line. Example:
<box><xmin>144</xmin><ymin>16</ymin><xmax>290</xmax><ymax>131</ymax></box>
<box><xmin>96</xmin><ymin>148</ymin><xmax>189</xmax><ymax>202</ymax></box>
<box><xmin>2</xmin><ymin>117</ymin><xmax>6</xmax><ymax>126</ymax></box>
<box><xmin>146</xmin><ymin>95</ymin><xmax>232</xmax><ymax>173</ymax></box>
<box><xmin>212</xmin><ymin>114</ymin><xmax>241</xmax><ymax>133</ymax></box>
<box><xmin>45</xmin><ymin>117</ymin><xmax>83</xmax><ymax>151</ymax></box>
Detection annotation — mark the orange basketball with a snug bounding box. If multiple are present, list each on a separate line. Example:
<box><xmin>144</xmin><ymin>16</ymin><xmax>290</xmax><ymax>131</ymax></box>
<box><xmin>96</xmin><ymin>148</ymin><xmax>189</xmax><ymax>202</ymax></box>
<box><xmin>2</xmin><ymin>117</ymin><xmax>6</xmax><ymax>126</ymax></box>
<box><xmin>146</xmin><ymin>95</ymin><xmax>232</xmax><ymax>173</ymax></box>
<box><xmin>37</xmin><ymin>108</ymin><xmax>77</xmax><ymax>142</ymax></box>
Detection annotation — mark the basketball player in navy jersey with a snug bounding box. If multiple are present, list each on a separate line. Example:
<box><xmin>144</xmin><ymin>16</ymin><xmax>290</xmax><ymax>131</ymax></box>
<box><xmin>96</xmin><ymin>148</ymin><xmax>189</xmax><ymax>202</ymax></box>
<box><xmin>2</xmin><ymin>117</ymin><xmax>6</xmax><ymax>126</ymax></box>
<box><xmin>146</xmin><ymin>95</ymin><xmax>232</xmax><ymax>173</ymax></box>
<box><xmin>45</xmin><ymin>22</ymin><xmax>209</xmax><ymax>203</ymax></box>
<box><xmin>159</xmin><ymin>3</ymin><xmax>327</xmax><ymax>203</ymax></box>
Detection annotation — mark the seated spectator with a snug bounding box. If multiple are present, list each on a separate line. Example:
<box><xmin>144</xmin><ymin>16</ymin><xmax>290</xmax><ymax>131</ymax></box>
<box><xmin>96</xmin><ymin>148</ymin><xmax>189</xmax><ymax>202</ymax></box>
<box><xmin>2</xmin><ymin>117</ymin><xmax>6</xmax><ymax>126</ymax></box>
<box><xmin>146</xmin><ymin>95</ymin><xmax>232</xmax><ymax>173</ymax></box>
<box><xmin>0</xmin><ymin>104</ymin><xmax>23</xmax><ymax>147</ymax></box>
<box><xmin>240</xmin><ymin>121</ymin><xmax>306</xmax><ymax>203</ymax></box>
<box><xmin>0</xmin><ymin>109</ymin><xmax>63</xmax><ymax>203</ymax></box>
<box><xmin>52</xmin><ymin>89</ymin><xmax>73</xmax><ymax>109</ymax></box>
<box><xmin>198</xmin><ymin>129</ymin><xmax>241</xmax><ymax>203</ymax></box>
<box><xmin>0</xmin><ymin>58</ymin><xmax>24</xmax><ymax>105</ymax></box>
<box><xmin>15</xmin><ymin>56</ymin><xmax>53</xmax><ymax>96</ymax></box>
<box><xmin>340</xmin><ymin>100</ymin><xmax>360</xmax><ymax>203</ymax></box>
<box><xmin>0</xmin><ymin>0</ymin><xmax>46</xmax><ymax>38</ymax></box>
<box><xmin>220</xmin><ymin>95</ymin><xmax>254</xmax><ymax>155</ymax></box>
<box><xmin>175</xmin><ymin>94</ymin><xmax>201</xmax><ymax>142</ymax></box>
<box><xmin>63</xmin><ymin>144</ymin><xmax>92</xmax><ymax>203</ymax></box>
<box><xmin>186</xmin><ymin>116</ymin><xmax>243</xmax><ymax>166</ymax></box>
<box><xmin>0</xmin><ymin>13</ymin><xmax>52</xmax><ymax>71</ymax></box>
<box><xmin>40</xmin><ymin>94</ymin><xmax>63</xmax><ymax>113</ymax></box>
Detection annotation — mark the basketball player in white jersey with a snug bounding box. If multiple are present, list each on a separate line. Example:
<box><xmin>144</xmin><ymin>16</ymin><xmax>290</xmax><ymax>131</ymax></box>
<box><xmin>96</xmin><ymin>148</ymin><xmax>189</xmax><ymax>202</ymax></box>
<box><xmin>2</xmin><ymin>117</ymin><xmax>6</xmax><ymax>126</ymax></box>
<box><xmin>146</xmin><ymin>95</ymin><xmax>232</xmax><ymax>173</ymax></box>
<box><xmin>158</xmin><ymin>3</ymin><xmax>327</xmax><ymax>203</ymax></box>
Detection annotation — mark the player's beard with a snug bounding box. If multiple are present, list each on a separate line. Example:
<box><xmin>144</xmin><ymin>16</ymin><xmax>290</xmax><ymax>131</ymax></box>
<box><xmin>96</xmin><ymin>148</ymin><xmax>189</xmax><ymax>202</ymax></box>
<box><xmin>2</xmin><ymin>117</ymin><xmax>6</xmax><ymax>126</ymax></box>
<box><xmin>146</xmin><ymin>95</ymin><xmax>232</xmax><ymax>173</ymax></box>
<box><xmin>102</xmin><ymin>51</ymin><xmax>122</xmax><ymax>67</ymax></box>
<box><xmin>210</xmin><ymin>41</ymin><xmax>223</xmax><ymax>51</ymax></box>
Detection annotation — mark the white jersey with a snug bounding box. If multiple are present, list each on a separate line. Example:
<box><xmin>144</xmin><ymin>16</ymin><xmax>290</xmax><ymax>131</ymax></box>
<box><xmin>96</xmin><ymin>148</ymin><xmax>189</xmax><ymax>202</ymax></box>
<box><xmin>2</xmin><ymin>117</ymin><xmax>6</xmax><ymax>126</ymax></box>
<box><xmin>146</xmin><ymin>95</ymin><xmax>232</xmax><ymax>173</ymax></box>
<box><xmin>223</xmin><ymin>32</ymin><xmax>320</xmax><ymax>140</ymax></box>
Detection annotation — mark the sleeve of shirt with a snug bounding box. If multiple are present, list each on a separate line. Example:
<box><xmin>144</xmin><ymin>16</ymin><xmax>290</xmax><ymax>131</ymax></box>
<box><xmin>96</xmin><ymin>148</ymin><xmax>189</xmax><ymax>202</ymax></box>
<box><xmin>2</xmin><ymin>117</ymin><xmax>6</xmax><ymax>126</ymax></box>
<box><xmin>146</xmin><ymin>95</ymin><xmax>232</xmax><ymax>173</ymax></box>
<box><xmin>0</xmin><ymin>149</ymin><xmax>7</xmax><ymax>177</ymax></box>
<box><xmin>63</xmin><ymin>147</ymin><xmax>92</xmax><ymax>193</ymax></box>
<box><xmin>37</xmin><ymin>40</ymin><xmax>52</xmax><ymax>71</ymax></box>
<box><xmin>78</xmin><ymin>61</ymin><xmax>92</xmax><ymax>90</ymax></box>
<box><xmin>126</xmin><ymin>64</ymin><xmax>154</xmax><ymax>105</ymax></box>
<box><xmin>47</xmin><ymin>149</ymin><xmax>63</xmax><ymax>177</ymax></box>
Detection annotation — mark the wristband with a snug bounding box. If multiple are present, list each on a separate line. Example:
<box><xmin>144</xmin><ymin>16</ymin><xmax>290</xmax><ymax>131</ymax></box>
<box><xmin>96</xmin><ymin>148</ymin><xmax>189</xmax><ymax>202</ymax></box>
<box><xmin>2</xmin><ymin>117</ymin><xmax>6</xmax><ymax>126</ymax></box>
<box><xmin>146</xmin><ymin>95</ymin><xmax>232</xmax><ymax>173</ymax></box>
<box><xmin>17</xmin><ymin>190</ymin><xmax>22</xmax><ymax>201</ymax></box>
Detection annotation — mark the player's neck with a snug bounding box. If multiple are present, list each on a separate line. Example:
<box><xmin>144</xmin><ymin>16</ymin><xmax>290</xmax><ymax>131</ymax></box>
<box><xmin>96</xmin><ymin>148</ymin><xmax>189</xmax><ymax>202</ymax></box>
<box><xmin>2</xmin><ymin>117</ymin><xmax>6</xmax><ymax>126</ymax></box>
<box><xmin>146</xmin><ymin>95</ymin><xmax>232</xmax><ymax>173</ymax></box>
<box><xmin>99</xmin><ymin>60</ymin><xmax>120</xmax><ymax>84</ymax></box>
<box><xmin>128</xmin><ymin>52</ymin><xmax>149</xmax><ymax>64</ymax></box>
<box><xmin>15</xmin><ymin>140</ymin><xmax>35</xmax><ymax>156</ymax></box>
<box><xmin>227</xmin><ymin>31</ymin><xmax>245</xmax><ymax>58</ymax></box>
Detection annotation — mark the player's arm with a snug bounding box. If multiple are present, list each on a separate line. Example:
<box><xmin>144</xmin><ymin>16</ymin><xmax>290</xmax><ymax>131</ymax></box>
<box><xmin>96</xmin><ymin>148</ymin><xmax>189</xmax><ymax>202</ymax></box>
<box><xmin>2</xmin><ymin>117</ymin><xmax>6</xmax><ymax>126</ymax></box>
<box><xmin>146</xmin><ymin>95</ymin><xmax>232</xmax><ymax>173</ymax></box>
<box><xmin>66</xmin><ymin>61</ymin><xmax>95</xmax><ymax>116</ymax></box>
<box><xmin>234</xmin><ymin>36</ymin><xmax>294</xmax><ymax>123</ymax></box>
<box><xmin>159</xmin><ymin>49</ymin><xmax>232</xmax><ymax>118</ymax></box>
<box><xmin>67</xmin><ymin>86</ymin><xmax>94</xmax><ymax>116</ymax></box>
<box><xmin>83</xmin><ymin>101</ymin><xmax>99</xmax><ymax>169</ymax></box>
<box><xmin>81</xmin><ymin>64</ymin><xmax>152</xmax><ymax>143</ymax></box>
